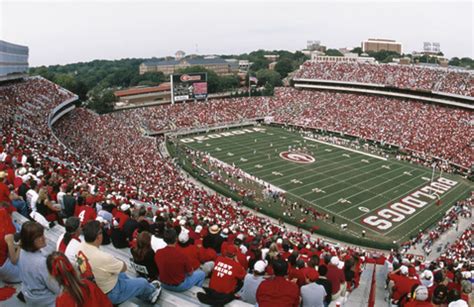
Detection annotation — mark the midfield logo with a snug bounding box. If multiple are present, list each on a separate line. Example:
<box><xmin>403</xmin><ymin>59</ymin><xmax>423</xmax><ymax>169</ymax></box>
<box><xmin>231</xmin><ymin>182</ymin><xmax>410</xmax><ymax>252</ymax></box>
<box><xmin>279</xmin><ymin>151</ymin><xmax>315</xmax><ymax>164</ymax></box>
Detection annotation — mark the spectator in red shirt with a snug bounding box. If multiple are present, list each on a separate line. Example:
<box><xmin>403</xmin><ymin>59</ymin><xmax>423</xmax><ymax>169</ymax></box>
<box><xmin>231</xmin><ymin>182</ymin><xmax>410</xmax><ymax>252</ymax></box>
<box><xmin>289</xmin><ymin>259</ymin><xmax>309</xmax><ymax>288</ymax></box>
<box><xmin>0</xmin><ymin>172</ymin><xmax>11</xmax><ymax>205</ymax></box>
<box><xmin>326</xmin><ymin>256</ymin><xmax>346</xmax><ymax>300</ymax></box>
<box><xmin>154</xmin><ymin>228</ymin><xmax>205</xmax><ymax>292</ymax></box>
<box><xmin>198</xmin><ymin>235</ymin><xmax>217</xmax><ymax>276</ymax></box>
<box><xmin>0</xmin><ymin>203</ymin><xmax>20</xmax><ymax>283</ymax></box>
<box><xmin>46</xmin><ymin>251</ymin><xmax>112</xmax><ymax>307</ymax></box>
<box><xmin>256</xmin><ymin>258</ymin><xmax>300</xmax><ymax>307</ymax></box>
<box><xmin>74</xmin><ymin>196</ymin><xmax>97</xmax><ymax>226</ymax></box>
<box><xmin>176</xmin><ymin>231</ymin><xmax>201</xmax><ymax>271</ymax></box>
<box><xmin>405</xmin><ymin>285</ymin><xmax>433</xmax><ymax>307</ymax></box>
<box><xmin>389</xmin><ymin>265</ymin><xmax>421</xmax><ymax>305</ymax></box>
<box><xmin>197</xmin><ymin>244</ymin><xmax>246</xmax><ymax>305</ymax></box>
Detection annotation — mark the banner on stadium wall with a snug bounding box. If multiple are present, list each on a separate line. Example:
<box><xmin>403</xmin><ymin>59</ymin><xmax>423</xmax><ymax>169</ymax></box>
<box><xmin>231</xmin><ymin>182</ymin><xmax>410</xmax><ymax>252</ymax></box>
<box><xmin>171</xmin><ymin>72</ymin><xmax>208</xmax><ymax>103</ymax></box>
<box><xmin>264</xmin><ymin>116</ymin><xmax>274</xmax><ymax>124</ymax></box>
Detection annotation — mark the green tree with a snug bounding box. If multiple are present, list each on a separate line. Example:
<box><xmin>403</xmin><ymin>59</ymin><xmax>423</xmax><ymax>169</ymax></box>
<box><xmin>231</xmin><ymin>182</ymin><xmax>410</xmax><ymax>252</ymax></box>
<box><xmin>449</xmin><ymin>57</ymin><xmax>461</xmax><ymax>66</ymax></box>
<box><xmin>250</xmin><ymin>58</ymin><xmax>270</xmax><ymax>71</ymax></box>
<box><xmin>367</xmin><ymin>50</ymin><xmax>401</xmax><ymax>62</ymax></box>
<box><xmin>351</xmin><ymin>47</ymin><xmax>363</xmax><ymax>55</ymax></box>
<box><xmin>274</xmin><ymin>58</ymin><xmax>294</xmax><ymax>78</ymax></box>
<box><xmin>262</xmin><ymin>82</ymin><xmax>274</xmax><ymax>96</ymax></box>
<box><xmin>255</xmin><ymin>69</ymin><xmax>282</xmax><ymax>87</ymax></box>
<box><xmin>325</xmin><ymin>49</ymin><xmax>343</xmax><ymax>56</ymax></box>
<box><xmin>218</xmin><ymin>75</ymin><xmax>240</xmax><ymax>92</ymax></box>
<box><xmin>87</xmin><ymin>89</ymin><xmax>116</xmax><ymax>114</ymax></box>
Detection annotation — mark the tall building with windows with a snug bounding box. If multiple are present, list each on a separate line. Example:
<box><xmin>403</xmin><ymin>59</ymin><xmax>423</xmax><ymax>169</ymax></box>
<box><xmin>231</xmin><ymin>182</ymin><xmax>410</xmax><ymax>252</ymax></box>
<box><xmin>361</xmin><ymin>38</ymin><xmax>402</xmax><ymax>54</ymax></box>
<box><xmin>140</xmin><ymin>55</ymin><xmax>238</xmax><ymax>76</ymax></box>
<box><xmin>0</xmin><ymin>40</ymin><xmax>29</xmax><ymax>81</ymax></box>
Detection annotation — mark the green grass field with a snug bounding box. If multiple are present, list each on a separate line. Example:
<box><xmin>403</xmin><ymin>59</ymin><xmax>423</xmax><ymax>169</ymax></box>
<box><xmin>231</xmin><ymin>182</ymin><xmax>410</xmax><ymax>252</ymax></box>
<box><xmin>173</xmin><ymin>125</ymin><xmax>473</xmax><ymax>248</ymax></box>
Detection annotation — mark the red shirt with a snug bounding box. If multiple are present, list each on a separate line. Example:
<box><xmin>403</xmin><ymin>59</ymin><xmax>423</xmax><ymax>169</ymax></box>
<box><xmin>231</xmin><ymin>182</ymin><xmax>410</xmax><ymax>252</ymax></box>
<box><xmin>113</xmin><ymin>211</ymin><xmax>129</xmax><ymax>230</ymax></box>
<box><xmin>177</xmin><ymin>244</ymin><xmax>201</xmax><ymax>270</ymax></box>
<box><xmin>236</xmin><ymin>251</ymin><xmax>249</xmax><ymax>270</ymax></box>
<box><xmin>326</xmin><ymin>264</ymin><xmax>345</xmax><ymax>294</ymax></box>
<box><xmin>209</xmin><ymin>256</ymin><xmax>246</xmax><ymax>294</ymax></box>
<box><xmin>74</xmin><ymin>205</ymin><xmax>97</xmax><ymax>226</ymax></box>
<box><xmin>389</xmin><ymin>273</ymin><xmax>421</xmax><ymax>301</ymax></box>
<box><xmin>198</xmin><ymin>247</ymin><xmax>217</xmax><ymax>263</ymax></box>
<box><xmin>56</xmin><ymin>279</ymin><xmax>112</xmax><ymax>307</ymax></box>
<box><xmin>404</xmin><ymin>301</ymin><xmax>434</xmax><ymax>307</ymax></box>
<box><xmin>154</xmin><ymin>245</ymin><xmax>192</xmax><ymax>285</ymax></box>
<box><xmin>0</xmin><ymin>182</ymin><xmax>11</xmax><ymax>204</ymax></box>
<box><xmin>0</xmin><ymin>208</ymin><xmax>15</xmax><ymax>266</ymax></box>
<box><xmin>256</xmin><ymin>276</ymin><xmax>300</xmax><ymax>307</ymax></box>
<box><xmin>289</xmin><ymin>267</ymin><xmax>307</xmax><ymax>288</ymax></box>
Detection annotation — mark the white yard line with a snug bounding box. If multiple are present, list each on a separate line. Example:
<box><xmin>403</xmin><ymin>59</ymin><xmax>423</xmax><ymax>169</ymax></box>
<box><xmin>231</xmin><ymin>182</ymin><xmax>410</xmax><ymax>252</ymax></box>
<box><xmin>311</xmin><ymin>165</ymin><xmax>410</xmax><ymax>204</ymax></box>
<box><xmin>303</xmin><ymin>137</ymin><xmax>387</xmax><ymax>161</ymax></box>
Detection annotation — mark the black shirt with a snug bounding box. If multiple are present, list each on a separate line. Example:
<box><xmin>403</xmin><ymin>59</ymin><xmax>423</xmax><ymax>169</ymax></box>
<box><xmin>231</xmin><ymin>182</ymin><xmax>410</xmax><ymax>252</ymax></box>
<box><xmin>316</xmin><ymin>277</ymin><xmax>332</xmax><ymax>304</ymax></box>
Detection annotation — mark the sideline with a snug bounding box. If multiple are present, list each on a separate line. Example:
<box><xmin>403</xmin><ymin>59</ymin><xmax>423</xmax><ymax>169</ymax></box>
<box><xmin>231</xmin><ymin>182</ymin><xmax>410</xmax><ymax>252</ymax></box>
<box><xmin>303</xmin><ymin>137</ymin><xmax>387</xmax><ymax>161</ymax></box>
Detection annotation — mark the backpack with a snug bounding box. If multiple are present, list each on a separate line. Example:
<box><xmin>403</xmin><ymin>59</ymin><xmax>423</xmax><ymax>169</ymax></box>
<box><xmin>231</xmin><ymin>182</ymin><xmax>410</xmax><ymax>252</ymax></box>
<box><xmin>76</xmin><ymin>250</ymin><xmax>95</xmax><ymax>282</ymax></box>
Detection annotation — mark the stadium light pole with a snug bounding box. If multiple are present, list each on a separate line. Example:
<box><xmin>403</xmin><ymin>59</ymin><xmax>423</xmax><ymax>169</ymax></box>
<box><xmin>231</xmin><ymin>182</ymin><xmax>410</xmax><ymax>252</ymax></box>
<box><xmin>248</xmin><ymin>68</ymin><xmax>251</xmax><ymax>98</ymax></box>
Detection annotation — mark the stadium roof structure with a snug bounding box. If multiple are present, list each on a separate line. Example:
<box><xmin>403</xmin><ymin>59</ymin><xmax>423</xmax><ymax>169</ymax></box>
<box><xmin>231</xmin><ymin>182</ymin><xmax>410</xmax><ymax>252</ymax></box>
<box><xmin>114</xmin><ymin>83</ymin><xmax>170</xmax><ymax>97</ymax></box>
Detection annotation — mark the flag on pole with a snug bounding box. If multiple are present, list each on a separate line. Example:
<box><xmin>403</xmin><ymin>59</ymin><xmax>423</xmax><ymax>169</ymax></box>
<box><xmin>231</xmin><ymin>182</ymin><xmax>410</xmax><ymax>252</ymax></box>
<box><xmin>249</xmin><ymin>76</ymin><xmax>258</xmax><ymax>84</ymax></box>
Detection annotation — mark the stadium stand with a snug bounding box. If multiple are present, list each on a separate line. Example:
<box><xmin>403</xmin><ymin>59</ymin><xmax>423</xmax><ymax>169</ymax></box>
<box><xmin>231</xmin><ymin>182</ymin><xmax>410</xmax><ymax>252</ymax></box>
<box><xmin>294</xmin><ymin>62</ymin><xmax>474</xmax><ymax>97</ymax></box>
<box><xmin>0</xmin><ymin>73</ymin><xmax>472</xmax><ymax>306</ymax></box>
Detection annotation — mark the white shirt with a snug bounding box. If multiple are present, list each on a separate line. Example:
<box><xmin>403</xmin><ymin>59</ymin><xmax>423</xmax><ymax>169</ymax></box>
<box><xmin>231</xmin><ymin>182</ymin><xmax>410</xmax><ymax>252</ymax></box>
<box><xmin>26</xmin><ymin>189</ymin><xmax>39</xmax><ymax>212</ymax></box>
<box><xmin>56</xmin><ymin>233</ymin><xmax>83</xmax><ymax>265</ymax></box>
<box><xmin>151</xmin><ymin>235</ymin><xmax>166</xmax><ymax>252</ymax></box>
<box><xmin>57</xmin><ymin>191</ymin><xmax>66</xmax><ymax>210</ymax></box>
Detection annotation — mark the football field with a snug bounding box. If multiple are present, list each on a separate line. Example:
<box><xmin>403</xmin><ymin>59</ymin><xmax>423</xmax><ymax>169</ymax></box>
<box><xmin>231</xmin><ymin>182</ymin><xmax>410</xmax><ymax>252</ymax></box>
<box><xmin>174</xmin><ymin>125</ymin><xmax>473</xmax><ymax>248</ymax></box>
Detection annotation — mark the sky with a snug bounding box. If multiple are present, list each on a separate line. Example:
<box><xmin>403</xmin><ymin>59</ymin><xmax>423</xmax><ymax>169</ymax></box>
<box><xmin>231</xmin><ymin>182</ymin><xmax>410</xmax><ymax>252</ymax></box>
<box><xmin>1</xmin><ymin>0</ymin><xmax>472</xmax><ymax>67</ymax></box>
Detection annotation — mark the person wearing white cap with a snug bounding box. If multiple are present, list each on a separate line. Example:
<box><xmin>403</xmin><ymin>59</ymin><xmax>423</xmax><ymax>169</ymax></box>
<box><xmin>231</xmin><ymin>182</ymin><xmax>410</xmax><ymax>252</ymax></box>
<box><xmin>448</xmin><ymin>300</ymin><xmax>469</xmax><ymax>307</ymax></box>
<box><xmin>388</xmin><ymin>265</ymin><xmax>421</xmax><ymax>305</ymax></box>
<box><xmin>238</xmin><ymin>260</ymin><xmax>267</xmax><ymax>304</ymax></box>
<box><xmin>421</xmin><ymin>270</ymin><xmax>434</xmax><ymax>288</ymax></box>
<box><xmin>404</xmin><ymin>285</ymin><xmax>431</xmax><ymax>307</ymax></box>
<box><xmin>326</xmin><ymin>256</ymin><xmax>346</xmax><ymax>300</ymax></box>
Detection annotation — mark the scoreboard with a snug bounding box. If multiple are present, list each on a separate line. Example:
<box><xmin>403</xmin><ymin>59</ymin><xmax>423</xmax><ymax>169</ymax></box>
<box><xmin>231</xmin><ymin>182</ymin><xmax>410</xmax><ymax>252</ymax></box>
<box><xmin>171</xmin><ymin>72</ymin><xmax>208</xmax><ymax>103</ymax></box>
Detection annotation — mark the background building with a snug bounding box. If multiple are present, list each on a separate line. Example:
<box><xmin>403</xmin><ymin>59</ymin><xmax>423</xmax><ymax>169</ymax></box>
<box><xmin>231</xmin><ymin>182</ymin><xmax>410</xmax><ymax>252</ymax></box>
<box><xmin>140</xmin><ymin>53</ymin><xmax>238</xmax><ymax>76</ymax></box>
<box><xmin>0</xmin><ymin>40</ymin><xmax>29</xmax><ymax>81</ymax></box>
<box><xmin>114</xmin><ymin>83</ymin><xmax>171</xmax><ymax>105</ymax></box>
<box><xmin>361</xmin><ymin>38</ymin><xmax>402</xmax><ymax>54</ymax></box>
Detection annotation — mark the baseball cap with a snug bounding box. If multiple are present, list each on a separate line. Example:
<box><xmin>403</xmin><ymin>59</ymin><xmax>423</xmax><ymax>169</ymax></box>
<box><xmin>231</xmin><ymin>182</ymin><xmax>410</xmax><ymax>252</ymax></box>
<box><xmin>414</xmin><ymin>285</ymin><xmax>429</xmax><ymax>301</ymax></box>
<box><xmin>254</xmin><ymin>260</ymin><xmax>267</xmax><ymax>273</ymax></box>
<box><xmin>178</xmin><ymin>231</ymin><xmax>189</xmax><ymax>244</ymax></box>
<box><xmin>225</xmin><ymin>245</ymin><xmax>239</xmax><ymax>257</ymax></box>
<box><xmin>400</xmin><ymin>265</ymin><xmax>409</xmax><ymax>275</ymax></box>
<box><xmin>448</xmin><ymin>300</ymin><xmax>469</xmax><ymax>307</ymax></box>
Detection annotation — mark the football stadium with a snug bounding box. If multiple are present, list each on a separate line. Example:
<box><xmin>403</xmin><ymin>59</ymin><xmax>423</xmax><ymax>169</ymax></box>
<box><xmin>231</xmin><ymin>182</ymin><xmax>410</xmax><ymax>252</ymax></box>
<box><xmin>1</xmin><ymin>2</ymin><xmax>473</xmax><ymax>306</ymax></box>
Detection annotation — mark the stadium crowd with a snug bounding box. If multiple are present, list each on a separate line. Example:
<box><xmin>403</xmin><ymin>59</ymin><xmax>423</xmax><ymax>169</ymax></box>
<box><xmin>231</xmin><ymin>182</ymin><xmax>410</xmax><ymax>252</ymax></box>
<box><xmin>399</xmin><ymin>198</ymin><xmax>473</xmax><ymax>255</ymax></box>
<box><xmin>0</xmin><ymin>77</ymin><xmax>472</xmax><ymax>306</ymax></box>
<box><xmin>294</xmin><ymin>62</ymin><xmax>474</xmax><ymax>97</ymax></box>
<box><xmin>70</xmin><ymin>87</ymin><xmax>473</xmax><ymax>169</ymax></box>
